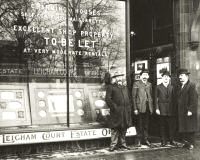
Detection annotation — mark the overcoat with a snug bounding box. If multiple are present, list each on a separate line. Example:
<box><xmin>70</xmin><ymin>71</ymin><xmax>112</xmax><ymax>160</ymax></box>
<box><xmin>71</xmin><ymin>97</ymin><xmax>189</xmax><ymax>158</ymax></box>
<box><xmin>105</xmin><ymin>84</ymin><xmax>132</xmax><ymax>129</ymax></box>
<box><xmin>155</xmin><ymin>83</ymin><xmax>176</xmax><ymax>116</ymax></box>
<box><xmin>177</xmin><ymin>81</ymin><xmax>198</xmax><ymax>132</ymax></box>
<box><xmin>132</xmin><ymin>80</ymin><xmax>153</xmax><ymax>113</ymax></box>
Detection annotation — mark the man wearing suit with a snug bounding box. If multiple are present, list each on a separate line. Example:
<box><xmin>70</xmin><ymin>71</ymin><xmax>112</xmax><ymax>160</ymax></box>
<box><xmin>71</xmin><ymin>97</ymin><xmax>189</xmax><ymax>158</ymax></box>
<box><xmin>132</xmin><ymin>69</ymin><xmax>153</xmax><ymax>147</ymax></box>
<box><xmin>177</xmin><ymin>69</ymin><xmax>198</xmax><ymax>150</ymax></box>
<box><xmin>155</xmin><ymin>70</ymin><xmax>177</xmax><ymax>146</ymax></box>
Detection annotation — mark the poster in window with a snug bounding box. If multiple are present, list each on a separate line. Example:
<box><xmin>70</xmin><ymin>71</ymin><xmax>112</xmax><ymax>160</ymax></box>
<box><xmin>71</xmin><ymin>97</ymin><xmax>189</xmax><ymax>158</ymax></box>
<box><xmin>135</xmin><ymin>60</ymin><xmax>148</xmax><ymax>74</ymax></box>
<box><xmin>157</xmin><ymin>63</ymin><xmax>170</xmax><ymax>79</ymax></box>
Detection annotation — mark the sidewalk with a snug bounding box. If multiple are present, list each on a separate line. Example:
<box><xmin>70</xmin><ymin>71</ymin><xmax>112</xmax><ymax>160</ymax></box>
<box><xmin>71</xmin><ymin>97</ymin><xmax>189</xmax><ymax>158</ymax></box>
<box><xmin>0</xmin><ymin>141</ymin><xmax>183</xmax><ymax>159</ymax></box>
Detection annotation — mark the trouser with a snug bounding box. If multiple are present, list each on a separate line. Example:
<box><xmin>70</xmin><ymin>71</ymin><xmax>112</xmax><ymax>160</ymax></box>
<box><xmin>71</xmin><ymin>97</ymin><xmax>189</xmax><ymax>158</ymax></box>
<box><xmin>159</xmin><ymin>116</ymin><xmax>176</xmax><ymax>143</ymax></box>
<box><xmin>181</xmin><ymin>132</ymin><xmax>195</xmax><ymax>145</ymax></box>
<box><xmin>110</xmin><ymin>128</ymin><xmax>127</xmax><ymax>148</ymax></box>
<box><xmin>135</xmin><ymin>111</ymin><xmax>150</xmax><ymax>142</ymax></box>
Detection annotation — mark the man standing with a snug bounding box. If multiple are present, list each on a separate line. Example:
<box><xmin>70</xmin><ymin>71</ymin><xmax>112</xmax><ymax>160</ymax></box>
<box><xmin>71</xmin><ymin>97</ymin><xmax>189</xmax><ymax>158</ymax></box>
<box><xmin>106</xmin><ymin>72</ymin><xmax>132</xmax><ymax>151</ymax></box>
<box><xmin>155</xmin><ymin>70</ymin><xmax>177</xmax><ymax>146</ymax></box>
<box><xmin>132</xmin><ymin>69</ymin><xmax>153</xmax><ymax>147</ymax></box>
<box><xmin>177</xmin><ymin>69</ymin><xmax>198</xmax><ymax>150</ymax></box>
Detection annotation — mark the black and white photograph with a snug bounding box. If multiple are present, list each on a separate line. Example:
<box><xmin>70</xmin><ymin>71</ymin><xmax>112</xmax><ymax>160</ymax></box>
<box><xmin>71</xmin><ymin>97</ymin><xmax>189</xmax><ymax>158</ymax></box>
<box><xmin>0</xmin><ymin>0</ymin><xmax>200</xmax><ymax>160</ymax></box>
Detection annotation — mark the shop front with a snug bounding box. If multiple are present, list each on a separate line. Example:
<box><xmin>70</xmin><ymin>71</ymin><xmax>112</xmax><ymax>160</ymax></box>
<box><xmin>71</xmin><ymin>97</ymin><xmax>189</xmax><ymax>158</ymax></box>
<box><xmin>0</xmin><ymin>0</ymin><xmax>136</xmax><ymax>147</ymax></box>
<box><xmin>131</xmin><ymin>0</ymin><xmax>200</xmax><ymax>135</ymax></box>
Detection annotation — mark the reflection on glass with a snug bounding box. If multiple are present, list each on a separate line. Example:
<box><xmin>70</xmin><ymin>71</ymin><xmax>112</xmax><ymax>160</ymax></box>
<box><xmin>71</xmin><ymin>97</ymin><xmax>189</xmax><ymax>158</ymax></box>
<box><xmin>2</xmin><ymin>112</ymin><xmax>16</xmax><ymax>120</ymax></box>
<box><xmin>1</xmin><ymin>92</ymin><xmax>15</xmax><ymax>100</ymax></box>
<box><xmin>47</xmin><ymin>95</ymin><xmax>74</xmax><ymax>112</ymax></box>
<box><xmin>77</xmin><ymin>109</ymin><xmax>84</xmax><ymax>116</ymax></box>
<box><xmin>7</xmin><ymin>101</ymin><xmax>22</xmax><ymax>109</ymax></box>
<box><xmin>101</xmin><ymin>109</ymin><xmax>110</xmax><ymax>116</ymax></box>
<box><xmin>75</xmin><ymin>91</ymin><xmax>82</xmax><ymax>98</ymax></box>
<box><xmin>39</xmin><ymin>110</ymin><xmax>47</xmax><ymax>117</ymax></box>
<box><xmin>95</xmin><ymin>100</ymin><xmax>106</xmax><ymax>108</ymax></box>
<box><xmin>38</xmin><ymin>100</ymin><xmax>46</xmax><ymax>107</ymax></box>
<box><xmin>0</xmin><ymin>102</ymin><xmax>7</xmax><ymax>109</ymax></box>
<box><xmin>0</xmin><ymin>0</ymin><xmax>126</xmax><ymax>125</ymax></box>
<box><xmin>38</xmin><ymin>92</ymin><xmax>45</xmax><ymax>98</ymax></box>
<box><xmin>76</xmin><ymin>100</ymin><xmax>83</xmax><ymax>107</ymax></box>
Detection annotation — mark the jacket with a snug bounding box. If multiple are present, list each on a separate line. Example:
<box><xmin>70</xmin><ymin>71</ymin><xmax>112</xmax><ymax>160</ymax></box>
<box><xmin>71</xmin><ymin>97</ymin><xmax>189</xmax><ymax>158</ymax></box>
<box><xmin>155</xmin><ymin>83</ymin><xmax>176</xmax><ymax>116</ymax></box>
<box><xmin>132</xmin><ymin>80</ymin><xmax>153</xmax><ymax>113</ymax></box>
<box><xmin>105</xmin><ymin>84</ymin><xmax>132</xmax><ymax>129</ymax></box>
<box><xmin>177</xmin><ymin>81</ymin><xmax>198</xmax><ymax>132</ymax></box>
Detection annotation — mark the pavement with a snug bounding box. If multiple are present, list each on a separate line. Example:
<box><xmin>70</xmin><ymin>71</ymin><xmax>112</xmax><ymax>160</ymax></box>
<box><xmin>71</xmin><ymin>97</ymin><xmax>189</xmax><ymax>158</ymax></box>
<box><xmin>0</xmin><ymin>141</ymin><xmax>186</xmax><ymax>160</ymax></box>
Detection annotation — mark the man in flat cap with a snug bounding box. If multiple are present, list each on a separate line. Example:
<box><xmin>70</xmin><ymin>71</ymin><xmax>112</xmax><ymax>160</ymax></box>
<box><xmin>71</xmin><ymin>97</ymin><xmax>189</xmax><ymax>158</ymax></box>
<box><xmin>177</xmin><ymin>69</ymin><xmax>198</xmax><ymax>150</ymax></box>
<box><xmin>105</xmin><ymin>71</ymin><xmax>132</xmax><ymax>151</ymax></box>
<box><xmin>132</xmin><ymin>69</ymin><xmax>153</xmax><ymax>147</ymax></box>
<box><xmin>155</xmin><ymin>70</ymin><xmax>177</xmax><ymax>147</ymax></box>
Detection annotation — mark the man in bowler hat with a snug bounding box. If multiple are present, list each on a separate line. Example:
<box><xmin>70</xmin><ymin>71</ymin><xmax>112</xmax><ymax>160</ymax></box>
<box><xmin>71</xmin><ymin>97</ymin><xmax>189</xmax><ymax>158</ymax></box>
<box><xmin>105</xmin><ymin>71</ymin><xmax>132</xmax><ymax>151</ymax></box>
<box><xmin>177</xmin><ymin>69</ymin><xmax>198</xmax><ymax>150</ymax></box>
<box><xmin>155</xmin><ymin>70</ymin><xmax>177</xmax><ymax>146</ymax></box>
<box><xmin>132</xmin><ymin>69</ymin><xmax>153</xmax><ymax>147</ymax></box>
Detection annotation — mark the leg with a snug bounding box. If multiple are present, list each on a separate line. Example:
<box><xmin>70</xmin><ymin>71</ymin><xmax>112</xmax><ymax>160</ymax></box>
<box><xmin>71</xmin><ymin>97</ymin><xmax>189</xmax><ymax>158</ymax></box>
<box><xmin>143</xmin><ymin>111</ymin><xmax>151</xmax><ymax>146</ymax></box>
<box><xmin>119</xmin><ymin>129</ymin><xmax>126</xmax><ymax>146</ymax></box>
<box><xmin>186</xmin><ymin>132</ymin><xmax>195</xmax><ymax>149</ymax></box>
<box><xmin>160</xmin><ymin>116</ymin><xmax>167</xmax><ymax>146</ymax></box>
<box><xmin>168</xmin><ymin>116</ymin><xmax>176</xmax><ymax>145</ymax></box>
<box><xmin>110</xmin><ymin>128</ymin><xmax>119</xmax><ymax>151</ymax></box>
<box><xmin>143</xmin><ymin>111</ymin><xmax>149</xmax><ymax>141</ymax></box>
<box><xmin>119</xmin><ymin>128</ymin><xmax>130</xmax><ymax>150</ymax></box>
<box><xmin>135</xmin><ymin>114</ymin><xmax>142</xmax><ymax>146</ymax></box>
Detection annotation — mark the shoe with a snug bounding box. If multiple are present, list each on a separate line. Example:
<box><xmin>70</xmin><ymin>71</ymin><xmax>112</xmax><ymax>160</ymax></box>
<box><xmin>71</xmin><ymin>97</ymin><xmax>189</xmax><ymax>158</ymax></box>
<box><xmin>161</xmin><ymin>140</ymin><xmax>167</xmax><ymax>147</ymax></box>
<box><xmin>109</xmin><ymin>146</ymin><xmax>117</xmax><ymax>151</ymax></box>
<box><xmin>188</xmin><ymin>144</ymin><xmax>194</xmax><ymax>150</ymax></box>
<box><xmin>135</xmin><ymin>140</ymin><xmax>141</xmax><ymax>147</ymax></box>
<box><xmin>182</xmin><ymin>143</ymin><xmax>194</xmax><ymax>150</ymax></box>
<box><xmin>161</xmin><ymin>142</ymin><xmax>167</xmax><ymax>147</ymax></box>
<box><xmin>170</xmin><ymin>141</ymin><xmax>177</xmax><ymax>146</ymax></box>
<box><xmin>120</xmin><ymin>145</ymin><xmax>131</xmax><ymax>150</ymax></box>
<box><xmin>144</xmin><ymin>140</ymin><xmax>152</xmax><ymax>147</ymax></box>
<box><xmin>182</xmin><ymin>143</ymin><xmax>189</xmax><ymax>148</ymax></box>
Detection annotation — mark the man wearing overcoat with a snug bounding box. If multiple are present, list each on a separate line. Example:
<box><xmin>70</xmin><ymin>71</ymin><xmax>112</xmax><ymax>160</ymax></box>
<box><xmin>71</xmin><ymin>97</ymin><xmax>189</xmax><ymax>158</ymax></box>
<box><xmin>105</xmin><ymin>72</ymin><xmax>132</xmax><ymax>151</ymax></box>
<box><xmin>132</xmin><ymin>69</ymin><xmax>153</xmax><ymax>147</ymax></box>
<box><xmin>177</xmin><ymin>68</ymin><xmax>198</xmax><ymax>150</ymax></box>
<box><xmin>155</xmin><ymin>70</ymin><xmax>177</xmax><ymax>146</ymax></box>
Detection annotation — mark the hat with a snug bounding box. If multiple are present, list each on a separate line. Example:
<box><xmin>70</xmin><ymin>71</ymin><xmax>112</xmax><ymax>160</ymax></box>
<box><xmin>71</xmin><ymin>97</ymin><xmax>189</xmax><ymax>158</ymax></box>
<box><xmin>177</xmin><ymin>68</ymin><xmax>190</xmax><ymax>75</ymax></box>
<box><xmin>140</xmin><ymin>69</ymin><xmax>149</xmax><ymax>75</ymax></box>
<box><xmin>112</xmin><ymin>71</ymin><xmax>125</xmax><ymax>78</ymax></box>
<box><xmin>161</xmin><ymin>70</ymin><xmax>171</xmax><ymax>77</ymax></box>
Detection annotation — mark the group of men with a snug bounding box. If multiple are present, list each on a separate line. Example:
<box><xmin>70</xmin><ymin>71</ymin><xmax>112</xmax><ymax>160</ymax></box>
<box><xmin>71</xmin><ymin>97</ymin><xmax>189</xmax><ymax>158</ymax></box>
<box><xmin>105</xmin><ymin>68</ymin><xmax>198</xmax><ymax>151</ymax></box>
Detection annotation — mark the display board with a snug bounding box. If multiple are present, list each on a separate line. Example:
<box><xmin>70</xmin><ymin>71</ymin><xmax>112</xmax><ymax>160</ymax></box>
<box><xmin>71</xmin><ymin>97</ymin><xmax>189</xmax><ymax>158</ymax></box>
<box><xmin>29</xmin><ymin>83</ymin><xmax>92</xmax><ymax>125</ymax></box>
<box><xmin>0</xmin><ymin>84</ymin><xmax>31</xmax><ymax>127</ymax></box>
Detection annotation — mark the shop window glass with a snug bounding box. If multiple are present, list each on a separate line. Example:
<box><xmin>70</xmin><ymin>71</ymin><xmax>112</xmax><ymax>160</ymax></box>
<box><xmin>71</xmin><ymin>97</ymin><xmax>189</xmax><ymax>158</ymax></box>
<box><xmin>0</xmin><ymin>0</ymin><xmax>127</xmax><ymax>127</ymax></box>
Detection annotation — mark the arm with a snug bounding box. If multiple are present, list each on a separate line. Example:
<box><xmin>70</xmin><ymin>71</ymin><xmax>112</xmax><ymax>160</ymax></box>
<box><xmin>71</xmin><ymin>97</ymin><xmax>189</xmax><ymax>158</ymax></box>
<box><xmin>187</xmin><ymin>83</ymin><xmax>198</xmax><ymax>115</ymax></box>
<box><xmin>155</xmin><ymin>85</ymin><xmax>160</xmax><ymax>115</ymax></box>
<box><xmin>105</xmin><ymin>85</ymin><xmax>116</xmax><ymax>110</ymax></box>
<box><xmin>132</xmin><ymin>83</ymin><xmax>138</xmax><ymax>112</ymax></box>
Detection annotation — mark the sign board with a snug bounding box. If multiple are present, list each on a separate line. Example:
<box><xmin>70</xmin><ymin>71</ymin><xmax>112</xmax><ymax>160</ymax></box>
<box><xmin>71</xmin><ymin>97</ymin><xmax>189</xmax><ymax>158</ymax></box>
<box><xmin>0</xmin><ymin>127</ymin><xmax>136</xmax><ymax>146</ymax></box>
<box><xmin>0</xmin><ymin>84</ymin><xmax>31</xmax><ymax>127</ymax></box>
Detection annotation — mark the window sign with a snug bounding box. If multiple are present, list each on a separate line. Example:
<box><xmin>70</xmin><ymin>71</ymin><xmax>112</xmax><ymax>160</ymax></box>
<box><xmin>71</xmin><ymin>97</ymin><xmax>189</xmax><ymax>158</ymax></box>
<box><xmin>0</xmin><ymin>0</ymin><xmax>127</xmax><ymax>126</ymax></box>
<box><xmin>156</xmin><ymin>57</ymin><xmax>171</xmax><ymax>85</ymax></box>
